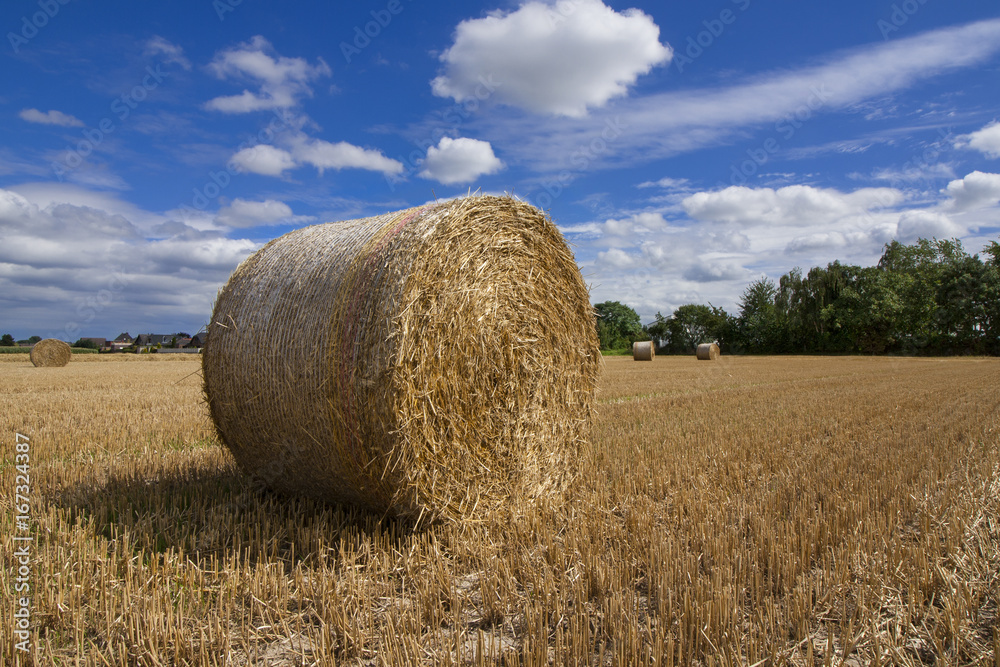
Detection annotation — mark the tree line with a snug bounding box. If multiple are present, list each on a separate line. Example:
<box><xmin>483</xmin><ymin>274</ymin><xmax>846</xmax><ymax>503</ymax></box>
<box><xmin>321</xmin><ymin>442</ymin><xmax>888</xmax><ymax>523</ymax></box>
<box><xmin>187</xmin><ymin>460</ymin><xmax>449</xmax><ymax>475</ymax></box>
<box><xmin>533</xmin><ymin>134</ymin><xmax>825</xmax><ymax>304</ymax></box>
<box><xmin>596</xmin><ymin>237</ymin><xmax>1000</xmax><ymax>356</ymax></box>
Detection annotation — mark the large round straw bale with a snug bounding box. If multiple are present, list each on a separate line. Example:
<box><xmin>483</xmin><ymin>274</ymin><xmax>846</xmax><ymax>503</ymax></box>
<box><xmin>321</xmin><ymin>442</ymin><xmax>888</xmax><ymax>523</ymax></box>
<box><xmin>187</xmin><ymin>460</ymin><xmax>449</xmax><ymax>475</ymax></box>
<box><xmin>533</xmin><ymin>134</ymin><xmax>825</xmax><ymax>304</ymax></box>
<box><xmin>30</xmin><ymin>338</ymin><xmax>71</xmax><ymax>367</ymax></box>
<box><xmin>696</xmin><ymin>342</ymin><xmax>720</xmax><ymax>360</ymax></box>
<box><xmin>203</xmin><ymin>195</ymin><xmax>600</xmax><ymax>523</ymax></box>
<box><xmin>632</xmin><ymin>341</ymin><xmax>654</xmax><ymax>361</ymax></box>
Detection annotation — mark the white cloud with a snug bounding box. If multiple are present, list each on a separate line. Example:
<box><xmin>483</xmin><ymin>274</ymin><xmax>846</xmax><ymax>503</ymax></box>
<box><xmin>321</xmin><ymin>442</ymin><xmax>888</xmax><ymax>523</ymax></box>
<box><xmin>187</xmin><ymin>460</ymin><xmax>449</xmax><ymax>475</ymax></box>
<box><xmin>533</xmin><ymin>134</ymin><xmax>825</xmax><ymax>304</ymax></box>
<box><xmin>215</xmin><ymin>199</ymin><xmax>312</xmax><ymax>228</ymax></box>
<box><xmin>958</xmin><ymin>121</ymin><xmax>1000</xmax><ymax>158</ymax></box>
<box><xmin>683</xmin><ymin>260</ymin><xmax>747</xmax><ymax>283</ymax></box>
<box><xmin>478</xmin><ymin>18</ymin><xmax>1000</xmax><ymax>172</ymax></box>
<box><xmin>418</xmin><ymin>137</ymin><xmax>504</xmax><ymax>184</ymax></box>
<box><xmin>945</xmin><ymin>171</ymin><xmax>1000</xmax><ymax>211</ymax></box>
<box><xmin>896</xmin><ymin>210</ymin><xmax>961</xmax><ymax>242</ymax></box>
<box><xmin>289</xmin><ymin>135</ymin><xmax>404</xmax><ymax>176</ymax></box>
<box><xmin>229</xmin><ymin>145</ymin><xmax>296</xmax><ymax>176</ymax></box>
<box><xmin>205</xmin><ymin>36</ymin><xmax>331</xmax><ymax>113</ymax></box>
<box><xmin>19</xmin><ymin>108</ymin><xmax>84</xmax><ymax>127</ymax></box>
<box><xmin>431</xmin><ymin>0</ymin><xmax>671</xmax><ymax>117</ymax></box>
<box><xmin>683</xmin><ymin>184</ymin><xmax>902</xmax><ymax>227</ymax></box>
<box><xmin>0</xmin><ymin>187</ymin><xmax>259</xmax><ymax>337</ymax></box>
<box><xmin>603</xmin><ymin>212</ymin><xmax>666</xmax><ymax>236</ymax></box>
<box><xmin>144</xmin><ymin>36</ymin><xmax>191</xmax><ymax>70</ymax></box>
<box><xmin>637</xmin><ymin>177</ymin><xmax>689</xmax><ymax>189</ymax></box>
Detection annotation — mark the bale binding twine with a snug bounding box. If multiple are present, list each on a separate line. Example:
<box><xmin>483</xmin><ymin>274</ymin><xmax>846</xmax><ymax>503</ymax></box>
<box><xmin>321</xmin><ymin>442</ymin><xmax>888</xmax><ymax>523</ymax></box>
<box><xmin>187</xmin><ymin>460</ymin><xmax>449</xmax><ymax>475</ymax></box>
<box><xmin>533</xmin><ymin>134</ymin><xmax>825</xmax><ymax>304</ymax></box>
<box><xmin>30</xmin><ymin>338</ymin><xmax>71</xmax><ymax>367</ymax></box>
<box><xmin>696</xmin><ymin>343</ymin><xmax>720</xmax><ymax>360</ymax></box>
<box><xmin>632</xmin><ymin>341</ymin><xmax>654</xmax><ymax>361</ymax></box>
<box><xmin>203</xmin><ymin>195</ymin><xmax>600</xmax><ymax>524</ymax></box>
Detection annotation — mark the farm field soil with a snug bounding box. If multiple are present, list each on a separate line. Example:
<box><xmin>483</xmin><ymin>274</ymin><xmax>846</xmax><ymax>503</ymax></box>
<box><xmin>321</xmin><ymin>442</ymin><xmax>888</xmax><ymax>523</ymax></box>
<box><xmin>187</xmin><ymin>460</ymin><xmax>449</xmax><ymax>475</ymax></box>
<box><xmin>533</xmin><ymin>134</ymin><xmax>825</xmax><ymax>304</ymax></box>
<box><xmin>1</xmin><ymin>354</ymin><xmax>998</xmax><ymax>665</ymax></box>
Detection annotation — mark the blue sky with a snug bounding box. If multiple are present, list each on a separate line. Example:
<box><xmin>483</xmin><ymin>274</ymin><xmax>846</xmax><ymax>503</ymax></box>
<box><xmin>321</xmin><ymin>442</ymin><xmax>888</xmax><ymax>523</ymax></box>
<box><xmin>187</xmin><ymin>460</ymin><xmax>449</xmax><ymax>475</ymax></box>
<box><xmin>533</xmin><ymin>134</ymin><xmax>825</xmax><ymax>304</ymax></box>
<box><xmin>1</xmin><ymin>0</ymin><xmax>999</xmax><ymax>340</ymax></box>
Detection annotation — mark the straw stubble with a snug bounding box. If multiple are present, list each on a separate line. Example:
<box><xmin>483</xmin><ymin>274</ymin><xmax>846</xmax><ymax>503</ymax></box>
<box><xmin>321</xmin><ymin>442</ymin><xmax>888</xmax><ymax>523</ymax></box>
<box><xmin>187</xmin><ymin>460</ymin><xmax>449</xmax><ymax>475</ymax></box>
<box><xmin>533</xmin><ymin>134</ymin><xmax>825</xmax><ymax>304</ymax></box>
<box><xmin>203</xmin><ymin>195</ymin><xmax>600</xmax><ymax>524</ymax></box>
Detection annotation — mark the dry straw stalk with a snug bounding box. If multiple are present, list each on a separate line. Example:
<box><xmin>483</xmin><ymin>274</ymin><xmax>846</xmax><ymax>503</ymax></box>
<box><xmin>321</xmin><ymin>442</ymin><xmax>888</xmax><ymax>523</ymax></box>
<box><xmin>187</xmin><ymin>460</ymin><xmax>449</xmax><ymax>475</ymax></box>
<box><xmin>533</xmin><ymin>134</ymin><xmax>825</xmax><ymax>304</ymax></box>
<box><xmin>30</xmin><ymin>338</ymin><xmax>72</xmax><ymax>367</ymax></box>
<box><xmin>203</xmin><ymin>195</ymin><xmax>600</xmax><ymax>524</ymax></box>
<box><xmin>696</xmin><ymin>342</ymin><xmax>720</xmax><ymax>360</ymax></box>
<box><xmin>632</xmin><ymin>341</ymin><xmax>654</xmax><ymax>361</ymax></box>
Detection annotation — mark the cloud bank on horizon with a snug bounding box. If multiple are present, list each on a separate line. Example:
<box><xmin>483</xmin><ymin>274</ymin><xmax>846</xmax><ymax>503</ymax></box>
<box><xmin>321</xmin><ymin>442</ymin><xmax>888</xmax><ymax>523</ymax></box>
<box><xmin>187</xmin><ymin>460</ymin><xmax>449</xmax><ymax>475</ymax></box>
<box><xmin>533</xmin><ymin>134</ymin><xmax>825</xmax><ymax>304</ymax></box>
<box><xmin>1</xmin><ymin>1</ymin><xmax>998</xmax><ymax>338</ymax></box>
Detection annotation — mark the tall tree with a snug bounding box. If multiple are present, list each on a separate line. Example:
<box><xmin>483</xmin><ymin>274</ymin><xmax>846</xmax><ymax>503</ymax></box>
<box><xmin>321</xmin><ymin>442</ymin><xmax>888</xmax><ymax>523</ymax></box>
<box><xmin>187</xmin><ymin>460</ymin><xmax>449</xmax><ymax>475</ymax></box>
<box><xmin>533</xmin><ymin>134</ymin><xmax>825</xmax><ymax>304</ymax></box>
<box><xmin>594</xmin><ymin>301</ymin><xmax>645</xmax><ymax>350</ymax></box>
<box><xmin>736</xmin><ymin>277</ymin><xmax>782</xmax><ymax>353</ymax></box>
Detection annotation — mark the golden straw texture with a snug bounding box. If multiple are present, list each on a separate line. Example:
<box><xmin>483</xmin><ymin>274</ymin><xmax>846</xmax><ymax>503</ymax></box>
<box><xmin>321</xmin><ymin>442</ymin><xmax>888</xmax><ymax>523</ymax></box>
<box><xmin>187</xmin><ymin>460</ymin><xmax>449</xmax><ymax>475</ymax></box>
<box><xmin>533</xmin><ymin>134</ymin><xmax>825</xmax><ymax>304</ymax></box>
<box><xmin>203</xmin><ymin>195</ymin><xmax>600</xmax><ymax>524</ymax></box>
<box><xmin>696</xmin><ymin>343</ymin><xmax>720</xmax><ymax>360</ymax></box>
<box><xmin>632</xmin><ymin>341</ymin><xmax>654</xmax><ymax>361</ymax></box>
<box><xmin>30</xmin><ymin>338</ymin><xmax>72</xmax><ymax>367</ymax></box>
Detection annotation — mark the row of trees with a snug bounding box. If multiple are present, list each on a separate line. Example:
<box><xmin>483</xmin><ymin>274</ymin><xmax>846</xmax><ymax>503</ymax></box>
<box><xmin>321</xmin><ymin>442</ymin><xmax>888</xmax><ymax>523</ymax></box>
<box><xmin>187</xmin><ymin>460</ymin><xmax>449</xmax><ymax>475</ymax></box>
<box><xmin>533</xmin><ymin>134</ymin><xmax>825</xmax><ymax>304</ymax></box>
<box><xmin>597</xmin><ymin>237</ymin><xmax>1000</xmax><ymax>356</ymax></box>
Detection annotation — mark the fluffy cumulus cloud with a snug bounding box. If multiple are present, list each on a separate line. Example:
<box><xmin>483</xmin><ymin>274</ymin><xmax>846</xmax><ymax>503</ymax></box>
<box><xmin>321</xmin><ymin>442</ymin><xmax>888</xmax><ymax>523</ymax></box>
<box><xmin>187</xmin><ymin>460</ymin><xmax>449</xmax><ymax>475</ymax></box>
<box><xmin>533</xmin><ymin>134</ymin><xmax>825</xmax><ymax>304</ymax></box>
<box><xmin>431</xmin><ymin>0</ymin><xmax>671</xmax><ymax>117</ymax></box>
<box><xmin>19</xmin><ymin>108</ymin><xmax>83</xmax><ymax>127</ymax></box>
<box><xmin>895</xmin><ymin>210</ymin><xmax>961</xmax><ymax>242</ymax></box>
<box><xmin>945</xmin><ymin>171</ymin><xmax>1000</xmax><ymax>210</ymax></box>
<box><xmin>0</xmin><ymin>187</ymin><xmax>258</xmax><ymax>337</ymax></box>
<box><xmin>228</xmin><ymin>136</ymin><xmax>403</xmax><ymax>178</ymax></box>
<box><xmin>288</xmin><ymin>135</ymin><xmax>404</xmax><ymax>176</ymax></box>
<box><xmin>959</xmin><ymin>121</ymin><xmax>1000</xmax><ymax>159</ymax></box>
<box><xmin>682</xmin><ymin>185</ymin><xmax>902</xmax><ymax>227</ymax></box>
<box><xmin>229</xmin><ymin>145</ymin><xmax>296</xmax><ymax>176</ymax></box>
<box><xmin>418</xmin><ymin>137</ymin><xmax>504</xmax><ymax>184</ymax></box>
<box><xmin>205</xmin><ymin>36</ymin><xmax>331</xmax><ymax>113</ymax></box>
<box><xmin>215</xmin><ymin>198</ymin><xmax>312</xmax><ymax>228</ymax></box>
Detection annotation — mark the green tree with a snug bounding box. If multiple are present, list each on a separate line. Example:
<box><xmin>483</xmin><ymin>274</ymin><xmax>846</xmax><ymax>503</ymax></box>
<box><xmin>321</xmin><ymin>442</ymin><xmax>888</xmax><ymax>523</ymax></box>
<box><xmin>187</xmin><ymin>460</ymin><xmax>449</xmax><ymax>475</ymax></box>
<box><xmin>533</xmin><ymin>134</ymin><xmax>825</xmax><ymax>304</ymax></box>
<box><xmin>72</xmin><ymin>338</ymin><xmax>100</xmax><ymax>350</ymax></box>
<box><xmin>594</xmin><ymin>301</ymin><xmax>644</xmax><ymax>350</ymax></box>
<box><xmin>0</xmin><ymin>333</ymin><xmax>15</xmax><ymax>347</ymax></box>
<box><xmin>736</xmin><ymin>277</ymin><xmax>783</xmax><ymax>353</ymax></box>
<box><xmin>28</xmin><ymin>335</ymin><xmax>41</xmax><ymax>344</ymax></box>
<box><xmin>654</xmin><ymin>304</ymin><xmax>732</xmax><ymax>354</ymax></box>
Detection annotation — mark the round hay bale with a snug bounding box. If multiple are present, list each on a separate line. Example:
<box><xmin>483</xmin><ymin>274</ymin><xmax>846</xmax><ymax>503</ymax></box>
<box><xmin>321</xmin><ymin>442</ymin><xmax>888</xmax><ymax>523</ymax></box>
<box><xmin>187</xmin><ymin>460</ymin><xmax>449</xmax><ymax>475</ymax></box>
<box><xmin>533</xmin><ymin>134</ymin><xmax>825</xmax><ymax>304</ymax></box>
<box><xmin>30</xmin><ymin>338</ymin><xmax>72</xmax><ymax>367</ymax></box>
<box><xmin>203</xmin><ymin>195</ymin><xmax>600</xmax><ymax>523</ymax></box>
<box><xmin>632</xmin><ymin>341</ymin><xmax>654</xmax><ymax>361</ymax></box>
<box><xmin>696</xmin><ymin>342</ymin><xmax>720</xmax><ymax>360</ymax></box>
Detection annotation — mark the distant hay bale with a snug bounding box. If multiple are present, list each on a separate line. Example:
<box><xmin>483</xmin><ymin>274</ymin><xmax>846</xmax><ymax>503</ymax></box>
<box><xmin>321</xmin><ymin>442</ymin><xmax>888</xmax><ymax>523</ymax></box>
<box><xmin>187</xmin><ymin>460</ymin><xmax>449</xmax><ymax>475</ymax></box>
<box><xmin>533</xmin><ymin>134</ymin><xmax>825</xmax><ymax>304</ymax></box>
<box><xmin>696</xmin><ymin>343</ymin><xmax>720</xmax><ymax>360</ymax></box>
<box><xmin>203</xmin><ymin>195</ymin><xmax>600</xmax><ymax>524</ymax></box>
<box><xmin>30</xmin><ymin>338</ymin><xmax>71</xmax><ymax>367</ymax></box>
<box><xmin>632</xmin><ymin>341</ymin><xmax>654</xmax><ymax>361</ymax></box>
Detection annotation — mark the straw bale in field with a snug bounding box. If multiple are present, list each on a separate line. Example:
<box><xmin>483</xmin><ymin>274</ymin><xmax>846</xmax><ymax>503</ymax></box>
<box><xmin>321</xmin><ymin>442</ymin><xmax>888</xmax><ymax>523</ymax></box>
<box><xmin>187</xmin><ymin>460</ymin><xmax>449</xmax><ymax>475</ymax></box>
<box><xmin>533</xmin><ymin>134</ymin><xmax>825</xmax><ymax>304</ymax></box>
<box><xmin>203</xmin><ymin>195</ymin><xmax>600</xmax><ymax>523</ymax></box>
<box><xmin>632</xmin><ymin>341</ymin><xmax>654</xmax><ymax>361</ymax></box>
<box><xmin>696</xmin><ymin>342</ymin><xmax>720</xmax><ymax>360</ymax></box>
<box><xmin>30</xmin><ymin>338</ymin><xmax>71</xmax><ymax>367</ymax></box>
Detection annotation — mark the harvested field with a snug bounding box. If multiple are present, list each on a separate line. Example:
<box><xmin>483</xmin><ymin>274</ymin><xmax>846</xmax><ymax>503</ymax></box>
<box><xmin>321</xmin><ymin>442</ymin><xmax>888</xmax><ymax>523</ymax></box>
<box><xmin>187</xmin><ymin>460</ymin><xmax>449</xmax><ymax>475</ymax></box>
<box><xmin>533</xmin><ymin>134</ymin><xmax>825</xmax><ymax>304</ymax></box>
<box><xmin>1</xmin><ymin>354</ymin><xmax>998</xmax><ymax>665</ymax></box>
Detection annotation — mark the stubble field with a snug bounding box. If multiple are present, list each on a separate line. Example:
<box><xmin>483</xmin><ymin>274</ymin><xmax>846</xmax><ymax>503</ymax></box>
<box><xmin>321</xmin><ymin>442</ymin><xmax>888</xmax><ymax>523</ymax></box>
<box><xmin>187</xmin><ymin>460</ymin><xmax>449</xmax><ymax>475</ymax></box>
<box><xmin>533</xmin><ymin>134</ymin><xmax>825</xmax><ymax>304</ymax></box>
<box><xmin>1</xmin><ymin>353</ymin><xmax>998</xmax><ymax>665</ymax></box>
